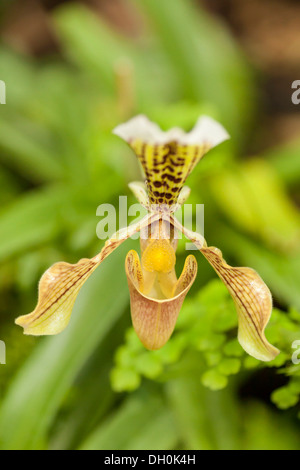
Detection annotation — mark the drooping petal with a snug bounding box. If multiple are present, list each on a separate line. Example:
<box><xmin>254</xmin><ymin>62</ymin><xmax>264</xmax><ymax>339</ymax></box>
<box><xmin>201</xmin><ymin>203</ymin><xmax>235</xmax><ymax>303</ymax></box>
<box><xmin>200</xmin><ymin>246</ymin><xmax>279</xmax><ymax>362</ymax></box>
<box><xmin>113</xmin><ymin>115</ymin><xmax>229</xmax><ymax>207</ymax></box>
<box><xmin>16</xmin><ymin>215</ymin><xmax>155</xmax><ymax>336</ymax></box>
<box><xmin>169</xmin><ymin>210</ymin><xmax>279</xmax><ymax>362</ymax></box>
<box><xmin>125</xmin><ymin>250</ymin><xmax>197</xmax><ymax>350</ymax></box>
<box><xmin>15</xmin><ymin>258</ymin><xmax>99</xmax><ymax>335</ymax></box>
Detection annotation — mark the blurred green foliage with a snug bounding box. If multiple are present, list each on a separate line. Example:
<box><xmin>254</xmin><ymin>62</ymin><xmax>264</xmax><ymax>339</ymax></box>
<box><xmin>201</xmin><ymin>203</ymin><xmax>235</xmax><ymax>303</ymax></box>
<box><xmin>0</xmin><ymin>0</ymin><xmax>299</xmax><ymax>450</ymax></box>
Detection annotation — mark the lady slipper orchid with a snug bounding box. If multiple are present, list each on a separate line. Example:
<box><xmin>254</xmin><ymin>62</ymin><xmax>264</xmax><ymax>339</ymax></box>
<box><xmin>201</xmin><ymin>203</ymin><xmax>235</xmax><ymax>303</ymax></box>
<box><xmin>15</xmin><ymin>115</ymin><xmax>279</xmax><ymax>362</ymax></box>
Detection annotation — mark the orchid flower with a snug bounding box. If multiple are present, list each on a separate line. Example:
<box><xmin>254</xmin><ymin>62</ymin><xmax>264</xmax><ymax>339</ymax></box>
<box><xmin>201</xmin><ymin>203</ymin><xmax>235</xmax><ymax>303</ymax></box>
<box><xmin>16</xmin><ymin>115</ymin><xmax>279</xmax><ymax>362</ymax></box>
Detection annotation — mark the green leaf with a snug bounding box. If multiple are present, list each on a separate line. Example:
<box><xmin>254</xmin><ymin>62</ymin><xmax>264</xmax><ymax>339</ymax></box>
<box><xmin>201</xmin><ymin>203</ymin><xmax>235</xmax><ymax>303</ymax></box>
<box><xmin>166</xmin><ymin>372</ymin><xmax>215</xmax><ymax>449</ymax></box>
<box><xmin>204</xmin><ymin>351</ymin><xmax>222</xmax><ymax>367</ymax></box>
<box><xmin>0</xmin><ymin>115</ymin><xmax>63</xmax><ymax>183</ymax></box>
<box><xmin>210</xmin><ymin>159</ymin><xmax>300</xmax><ymax>252</ymax></box>
<box><xmin>134</xmin><ymin>0</ymin><xmax>255</xmax><ymax>139</ymax></box>
<box><xmin>243</xmin><ymin>402</ymin><xmax>300</xmax><ymax>450</ymax></box>
<box><xmin>80</xmin><ymin>392</ymin><xmax>178</xmax><ymax>450</ymax></box>
<box><xmin>135</xmin><ymin>353</ymin><xmax>163</xmax><ymax>379</ymax></box>
<box><xmin>243</xmin><ymin>356</ymin><xmax>261</xmax><ymax>370</ymax></box>
<box><xmin>217</xmin><ymin>358</ymin><xmax>241</xmax><ymax>376</ymax></box>
<box><xmin>53</xmin><ymin>4</ymin><xmax>173</xmax><ymax>105</ymax></box>
<box><xmin>201</xmin><ymin>369</ymin><xmax>228</xmax><ymax>391</ymax></box>
<box><xmin>271</xmin><ymin>387</ymin><xmax>299</xmax><ymax>410</ymax></box>
<box><xmin>267</xmin><ymin>139</ymin><xmax>300</xmax><ymax>187</ymax></box>
<box><xmin>110</xmin><ymin>367</ymin><xmax>141</xmax><ymax>393</ymax></box>
<box><xmin>126</xmin><ymin>409</ymin><xmax>178</xmax><ymax>450</ymax></box>
<box><xmin>223</xmin><ymin>339</ymin><xmax>244</xmax><ymax>358</ymax></box>
<box><xmin>54</xmin><ymin>5</ymin><xmax>125</xmax><ymax>94</ymax></box>
<box><xmin>166</xmin><ymin>360</ymin><xmax>241</xmax><ymax>450</ymax></box>
<box><xmin>271</xmin><ymin>380</ymin><xmax>300</xmax><ymax>410</ymax></box>
<box><xmin>0</xmin><ymin>187</ymin><xmax>66</xmax><ymax>262</ymax></box>
<box><xmin>195</xmin><ymin>333</ymin><xmax>226</xmax><ymax>352</ymax></box>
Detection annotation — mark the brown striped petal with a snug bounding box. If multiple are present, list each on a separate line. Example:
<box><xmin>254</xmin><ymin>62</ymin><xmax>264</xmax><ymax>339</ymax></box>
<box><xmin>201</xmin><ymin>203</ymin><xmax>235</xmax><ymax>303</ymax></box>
<box><xmin>125</xmin><ymin>250</ymin><xmax>197</xmax><ymax>350</ymax></box>
<box><xmin>200</xmin><ymin>246</ymin><xmax>279</xmax><ymax>362</ymax></box>
<box><xmin>169</xmin><ymin>214</ymin><xmax>279</xmax><ymax>361</ymax></box>
<box><xmin>15</xmin><ymin>215</ymin><xmax>154</xmax><ymax>336</ymax></box>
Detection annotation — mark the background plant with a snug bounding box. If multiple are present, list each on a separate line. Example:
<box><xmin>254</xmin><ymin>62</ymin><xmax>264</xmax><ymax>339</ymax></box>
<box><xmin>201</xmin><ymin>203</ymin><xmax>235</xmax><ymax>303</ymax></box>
<box><xmin>0</xmin><ymin>0</ymin><xmax>299</xmax><ymax>450</ymax></box>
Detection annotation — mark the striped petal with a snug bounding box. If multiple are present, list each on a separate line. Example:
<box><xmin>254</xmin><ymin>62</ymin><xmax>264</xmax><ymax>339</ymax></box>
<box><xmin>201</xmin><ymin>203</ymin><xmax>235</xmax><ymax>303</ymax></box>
<box><xmin>15</xmin><ymin>215</ymin><xmax>154</xmax><ymax>336</ymax></box>
<box><xmin>125</xmin><ymin>250</ymin><xmax>197</xmax><ymax>350</ymax></box>
<box><xmin>169</xmin><ymin>214</ymin><xmax>279</xmax><ymax>361</ymax></box>
<box><xmin>200</xmin><ymin>246</ymin><xmax>279</xmax><ymax>361</ymax></box>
